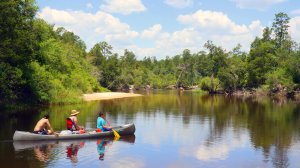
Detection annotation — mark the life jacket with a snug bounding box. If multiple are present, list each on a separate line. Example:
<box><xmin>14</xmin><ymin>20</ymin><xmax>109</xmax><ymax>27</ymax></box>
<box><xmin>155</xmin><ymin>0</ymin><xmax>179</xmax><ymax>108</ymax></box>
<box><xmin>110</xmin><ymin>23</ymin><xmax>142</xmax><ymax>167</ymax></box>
<box><xmin>66</xmin><ymin>117</ymin><xmax>75</xmax><ymax>131</ymax></box>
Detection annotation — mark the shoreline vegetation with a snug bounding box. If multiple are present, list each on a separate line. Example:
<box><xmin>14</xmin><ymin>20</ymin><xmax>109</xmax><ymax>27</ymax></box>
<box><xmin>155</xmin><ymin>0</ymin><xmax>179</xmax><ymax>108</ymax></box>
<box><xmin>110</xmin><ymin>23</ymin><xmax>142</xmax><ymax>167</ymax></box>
<box><xmin>1</xmin><ymin>1</ymin><xmax>300</xmax><ymax>107</ymax></box>
<box><xmin>82</xmin><ymin>92</ymin><xmax>142</xmax><ymax>101</ymax></box>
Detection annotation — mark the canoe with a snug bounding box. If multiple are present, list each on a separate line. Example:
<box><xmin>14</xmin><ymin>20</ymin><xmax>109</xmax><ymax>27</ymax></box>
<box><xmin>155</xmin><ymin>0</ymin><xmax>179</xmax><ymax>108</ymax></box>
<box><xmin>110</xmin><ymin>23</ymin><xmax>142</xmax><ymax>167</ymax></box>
<box><xmin>13</xmin><ymin>123</ymin><xmax>135</xmax><ymax>141</ymax></box>
<box><xmin>13</xmin><ymin>135</ymin><xmax>136</xmax><ymax>151</ymax></box>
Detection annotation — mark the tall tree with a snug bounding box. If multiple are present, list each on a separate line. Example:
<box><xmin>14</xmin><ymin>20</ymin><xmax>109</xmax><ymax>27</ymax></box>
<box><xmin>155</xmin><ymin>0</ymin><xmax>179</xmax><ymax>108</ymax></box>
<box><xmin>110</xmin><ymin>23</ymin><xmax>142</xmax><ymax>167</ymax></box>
<box><xmin>272</xmin><ymin>12</ymin><xmax>290</xmax><ymax>48</ymax></box>
<box><xmin>204</xmin><ymin>41</ymin><xmax>228</xmax><ymax>76</ymax></box>
<box><xmin>0</xmin><ymin>0</ymin><xmax>38</xmax><ymax>102</ymax></box>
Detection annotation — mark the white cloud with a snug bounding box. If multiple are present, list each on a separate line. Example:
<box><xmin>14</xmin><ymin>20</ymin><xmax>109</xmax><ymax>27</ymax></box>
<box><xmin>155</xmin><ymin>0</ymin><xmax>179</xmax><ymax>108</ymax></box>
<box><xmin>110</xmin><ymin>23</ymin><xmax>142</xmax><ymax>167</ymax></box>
<box><xmin>38</xmin><ymin>7</ymin><xmax>138</xmax><ymax>50</ymax></box>
<box><xmin>37</xmin><ymin>7</ymin><xmax>265</xmax><ymax>60</ymax></box>
<box><xmin>125</xmin><ymin>10</ymin><xmax>264</xmax><ymax>59</ymax></box>
<box><xmin>289</xmin><ymin>16</ymin><xmax>300</xmax><ymax>44</ymax></box>
<box><xmin>164</xmin><ymin>0</ymin><xmax>193</xmax><ymax>8</ymax></box>
<box><xmin>178</xmin><ymin>10</ymin><xmax>249</xmax><ymax>35</ymax></box>
<box><xmin>100</xmin><ymin>0</ymin><xmax>146</xmax><ymax>15</ymax></box>
<box><xmin>172</xmin><ymin>10</ymin><xmax>263</xmax><ymax>51</ymax></box>
<box><xmin>141</xmin><ymin>24</ymin><xmax>162</xmax><ymax>39</ymax></box>
<box><xmin>86</xmin><ymin>3</ymin><xmax>93</xmax><ymax>9</ymax></box>
<box><xmin>104</xmin><ymin>31</ymin><xmax>139</xmax><ymax>45</ymax></box>
<box><xmin>38</xmin><ymin>7</ymin><xmax>78</xmax><ymax>25</ymax></box>
<box><xmin>231</xmin><ymin>0</ymin><xmax>287</xmax><ymax>10</ymax></box>
<box><xmin>291</xmin><ymin>9</ymin><xmax>300</xmax><ymax>15</ymax></box>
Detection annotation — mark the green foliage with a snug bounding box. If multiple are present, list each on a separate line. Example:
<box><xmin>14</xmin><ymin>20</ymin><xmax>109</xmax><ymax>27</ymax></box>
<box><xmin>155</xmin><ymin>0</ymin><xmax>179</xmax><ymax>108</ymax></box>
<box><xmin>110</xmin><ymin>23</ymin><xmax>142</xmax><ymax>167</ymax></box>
<box><xmin>0</xmin><ymin>0</ymin><xmax>38</xmax><ymax>102</ymax></box>
<box><xmin>265</xmin><ymin>68</ymin><xmax>294</xmax><ymax>92</ymax></box>
<box><xmin>199</xmin><ymin>76</ymin><xmax>221</xmax><ymax>93</ymax></box>
<box><xmin>272</xmin><ymin>12</ymin><xmax>290</xmax><ymax>48</ymax></box>
<box><xmin>2</xmin><ymin>6</ymin><xmax>300</xmax><ymax>106</ymax></box>
<box><xmin>204</xmin><ymin>41</ymin><xmax>228</xmax><ymax>76</ymax></box>
<box><xmin>0</xmin><ymin>0</ymin><xmax>38</xmax><ymax>66</ymax></box>
<box><xmin>286</xmin><ymin>52</ymin><xmax>300</xmax><ymax>84</ymax></box>
<box><xmin>0</xmin><ymin>62</ymin><xmax>24</xmax><ymax>101</ymax></box>
<box><xmin>35</xmin><ymin>29</ymin><xmax>101</xmax><ymax>103</ymax></box>
<box><xmin>219</xmin><ymin>46</ymin><xmax>248</xmax><ymax>91</ymax></box>
<box><xmin>29</xmin><ymin>61</ymin><xmax>53</xmax><ymax>102</ymax></box>
<box><xmin>247</xmin><ymin>38</ymin><xmax>277</xmax><ymax>87</ymax></box>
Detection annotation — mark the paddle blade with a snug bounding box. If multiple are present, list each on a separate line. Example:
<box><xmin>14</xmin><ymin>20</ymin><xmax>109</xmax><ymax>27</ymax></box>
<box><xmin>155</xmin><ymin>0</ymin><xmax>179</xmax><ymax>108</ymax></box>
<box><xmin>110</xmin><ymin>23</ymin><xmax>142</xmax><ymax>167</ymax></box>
<box><xmin>112</xmin><ymin>129</ymin><xmax>120</xmax><ymax>138</ymax></box>
<box><xmin>113</xmin><ymin>136</ymin><xmax>120</xmax><ymax>141</ymax></box>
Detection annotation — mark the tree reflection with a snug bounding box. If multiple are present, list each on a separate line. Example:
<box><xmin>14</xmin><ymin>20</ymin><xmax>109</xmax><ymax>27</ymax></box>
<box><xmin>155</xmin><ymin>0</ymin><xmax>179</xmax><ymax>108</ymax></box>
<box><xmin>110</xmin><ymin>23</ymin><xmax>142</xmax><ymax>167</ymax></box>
<box><xmin>103</xmin><ymin>91</ymin><xmax>298</xmax><ymax>166</ymax></box>
<box><xmin>32</xmin><ymin>90</ymin><xmax>300</xmax><ymax>166</ymax></box>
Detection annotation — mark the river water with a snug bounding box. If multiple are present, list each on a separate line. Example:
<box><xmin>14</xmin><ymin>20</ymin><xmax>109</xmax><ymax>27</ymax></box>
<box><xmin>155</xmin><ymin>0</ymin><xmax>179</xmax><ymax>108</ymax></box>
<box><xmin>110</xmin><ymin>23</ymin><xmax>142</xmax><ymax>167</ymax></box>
<box><xmin>1</xmin><ymin>90</ymin><xmax>300</xmax><ymax>168</ymax></box>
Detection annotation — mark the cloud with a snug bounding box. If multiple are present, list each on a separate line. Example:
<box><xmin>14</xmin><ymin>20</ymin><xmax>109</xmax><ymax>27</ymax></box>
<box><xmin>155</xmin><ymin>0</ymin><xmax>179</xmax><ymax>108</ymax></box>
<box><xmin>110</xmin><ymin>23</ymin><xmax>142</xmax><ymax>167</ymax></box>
<box><xmin>37</xmin><ymin>7</ymin><xmax>265</xmax><ymax>60</ymax></box>
<box><xmin>164</xmin><ymin>0</ymin><xmax>194</xmax><ymax>8</ymax></box>
<box><xmin>231</xmin><ymin>0</ymin><xmax>287</xmax><ymax>10</ymax></box>
<box><xmin>86</xmin><ymin>3</ymin><xmax>93</xmax><ymax>9</ymax></box>
<box><xmin>289</xmin><ymin>16</ymin><xmax>300</xmax><ymax>44</ymax></box>
<box><xmin>141</xmin><ymin>24</ymin><xmax>162</xmax><ymax>39</ymax></box>
<box><xmin>178</xmin><ymin>10</ymin><xmax>250</xmax><ymax>35</ymax></box>
<box><xmin>37</xmin><ymin>7</ymin><xmax>138</xmax><ymax>50</ymax></box>
<box><xmin>123</xmin><ymin>10</ymin><xmax>264</xmax><ymax>59</ymax></box>
<box><xmin>291</xmin><ymin>9</ymin><xmax>300</xmax><ymax>15</ymax></box>
<box><xmin>100</xmin><ymin>0</ymin><xmax>146</xmax><ymax>15</ymax></box>
<box><xmin>174</xmin><ymin>10</ymin><xmax>263</xmax><ymax>49</ymax></box>
<box><xmin>127</xmin><ymin>10</ymin><xmax>264</xmax><ymax>59</ymax></box>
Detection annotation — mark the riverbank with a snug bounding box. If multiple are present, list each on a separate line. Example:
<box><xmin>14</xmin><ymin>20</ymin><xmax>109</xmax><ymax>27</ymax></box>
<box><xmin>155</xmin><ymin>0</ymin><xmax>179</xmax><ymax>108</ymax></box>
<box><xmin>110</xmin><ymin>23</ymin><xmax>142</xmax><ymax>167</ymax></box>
<box><xmin>83</xmin><ymin>92</ymin><xmax>142</xmax><ymax>101</ymax></box>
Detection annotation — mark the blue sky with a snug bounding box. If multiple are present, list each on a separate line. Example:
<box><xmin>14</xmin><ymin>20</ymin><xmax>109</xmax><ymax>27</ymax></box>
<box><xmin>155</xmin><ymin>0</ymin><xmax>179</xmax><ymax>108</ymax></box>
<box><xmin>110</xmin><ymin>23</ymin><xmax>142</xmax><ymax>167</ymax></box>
<box><xmin>36</xmin><ymin>0</ymin><xmax>300</xmax><ymax>59</ymax></box>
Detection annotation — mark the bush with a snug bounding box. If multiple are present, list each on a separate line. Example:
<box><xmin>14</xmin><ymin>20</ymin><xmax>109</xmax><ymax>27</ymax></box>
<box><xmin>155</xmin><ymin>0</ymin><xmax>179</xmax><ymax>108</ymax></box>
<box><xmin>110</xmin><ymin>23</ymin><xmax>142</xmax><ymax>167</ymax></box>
<box><xmin>199</xmin><ymin>76</ymin><xmax>221</xmax><ymax>93</ymax></box>
<box><xmin>265</xmin><ymin>68</ymin><xmax>294</xmax><ymax>92</ymax></box>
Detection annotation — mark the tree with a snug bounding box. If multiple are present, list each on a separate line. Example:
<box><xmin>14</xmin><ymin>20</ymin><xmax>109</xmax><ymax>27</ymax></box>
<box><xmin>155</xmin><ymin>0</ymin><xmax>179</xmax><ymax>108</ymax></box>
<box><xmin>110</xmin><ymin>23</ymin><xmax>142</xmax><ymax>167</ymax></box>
<box><xmin>204</xmin><ymin>41</ymin><xmax>228</xmax><ymax>76</ymax></box>
<box><xmin>247</xmin><ymin>36</ymin><xmax>277</xmax><ymax>87</ymax></box>
<box><xmin>56</xmin><ymin>27</ymin><xmax>86</xmax><ymax>54</ymax></box>
<box><xmin>0</xmin><ymin>0</ymin><xmax>38</xmax><ymax>102</ymax></box>
<box><xmin>272</xmin><ymin>12</ymin><xmax>290</xmax><ymax>48</ymax></box>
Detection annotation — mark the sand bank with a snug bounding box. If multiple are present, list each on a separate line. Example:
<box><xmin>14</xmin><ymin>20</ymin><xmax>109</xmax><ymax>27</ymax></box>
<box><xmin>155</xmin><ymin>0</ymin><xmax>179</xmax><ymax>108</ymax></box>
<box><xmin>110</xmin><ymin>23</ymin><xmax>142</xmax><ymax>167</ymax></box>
<box><xmin>83</xmin><ymin>92</ymin><xmax>142</xmax><ymax>101</ymax></box>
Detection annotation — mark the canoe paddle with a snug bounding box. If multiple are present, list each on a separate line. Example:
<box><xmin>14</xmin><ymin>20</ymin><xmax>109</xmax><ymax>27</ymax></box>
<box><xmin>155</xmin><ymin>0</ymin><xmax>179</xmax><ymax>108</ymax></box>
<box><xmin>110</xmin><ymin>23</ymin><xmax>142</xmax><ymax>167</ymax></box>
<box><xmin>105</xmin><ymin>119</ymin><xmax>120</xmax><ymax>139</ymax></box>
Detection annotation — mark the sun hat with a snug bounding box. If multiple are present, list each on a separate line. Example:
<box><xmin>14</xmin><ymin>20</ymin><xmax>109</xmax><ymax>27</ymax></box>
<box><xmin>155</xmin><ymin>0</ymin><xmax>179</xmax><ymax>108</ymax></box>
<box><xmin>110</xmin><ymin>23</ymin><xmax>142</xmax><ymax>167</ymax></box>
<box><xmin>70</xmin><ymin>110</ymin><xmax>80</xmax><ymax>116</ymax></box>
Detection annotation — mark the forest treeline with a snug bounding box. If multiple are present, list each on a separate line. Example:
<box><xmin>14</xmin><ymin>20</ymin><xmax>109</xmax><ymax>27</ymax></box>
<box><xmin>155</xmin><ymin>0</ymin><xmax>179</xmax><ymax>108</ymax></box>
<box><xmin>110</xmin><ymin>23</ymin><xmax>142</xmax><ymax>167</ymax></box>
<box><xmin>1</xmin><ymin>0</ymin><xmax>300</xmax><ymax>105</ymax></box>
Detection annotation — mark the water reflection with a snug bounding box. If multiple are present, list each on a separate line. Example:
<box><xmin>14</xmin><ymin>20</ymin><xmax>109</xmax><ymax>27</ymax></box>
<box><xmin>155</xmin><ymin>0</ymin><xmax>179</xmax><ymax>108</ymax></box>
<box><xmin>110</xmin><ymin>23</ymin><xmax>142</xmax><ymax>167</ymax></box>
<box><xmin>13</xmin><ymin>135</ymin><xmax>136</xmax><ymax>166</ymax></box>
<box><xmin>34</xmin><ymin>143</ymin><xmax>56</xmax><ymax>162</ymax></box>
<box><xmin>3</xmin><ymin>91</ymin><xmax>300</xmax><ymax>167</ymax></box>
<box><xmin>97</xmin><ymin>139</ymin><xmax>109</xmax><ymax>160</ymax></box>
<box><xmin>66</xmin><ymin>142</ymin><xmax>85</xmax><ymax>163</ymax></box>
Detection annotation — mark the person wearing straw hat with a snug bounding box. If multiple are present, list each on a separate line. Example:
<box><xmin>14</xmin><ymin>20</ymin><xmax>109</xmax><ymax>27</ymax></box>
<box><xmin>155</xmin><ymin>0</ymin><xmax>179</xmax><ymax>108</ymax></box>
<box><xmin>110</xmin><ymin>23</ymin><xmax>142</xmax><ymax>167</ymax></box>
<box><xmin>66</xmin><ymin>110</ymin><xmax>84</xmax><ymax>132</ymax></box>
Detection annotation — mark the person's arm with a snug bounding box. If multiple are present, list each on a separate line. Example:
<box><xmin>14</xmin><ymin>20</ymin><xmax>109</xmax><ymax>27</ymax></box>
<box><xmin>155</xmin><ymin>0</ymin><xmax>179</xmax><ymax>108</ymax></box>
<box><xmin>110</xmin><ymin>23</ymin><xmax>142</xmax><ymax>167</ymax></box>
<box><xmin>103</xmin><ymin>118</ymin><xmax>112</xmax><ymax>129</ymax></box>
<box><xmin>73</xmin><ymin>117</ymin><xmax>80</xmax><ymax>130</ymax></box>
<box><xmin>46</xmin><ymin>120</ymin><xmax>54</xmax><ymax>133</ymax></box>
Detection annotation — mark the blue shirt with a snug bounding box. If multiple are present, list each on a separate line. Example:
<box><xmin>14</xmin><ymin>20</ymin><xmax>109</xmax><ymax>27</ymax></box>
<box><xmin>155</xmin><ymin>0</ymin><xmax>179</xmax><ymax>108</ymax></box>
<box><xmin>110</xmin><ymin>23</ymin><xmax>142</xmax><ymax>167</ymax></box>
<box><xmin>97</xmin><ymin>117</ymin><xmax>106</xmax><ymax>131</ymax></box>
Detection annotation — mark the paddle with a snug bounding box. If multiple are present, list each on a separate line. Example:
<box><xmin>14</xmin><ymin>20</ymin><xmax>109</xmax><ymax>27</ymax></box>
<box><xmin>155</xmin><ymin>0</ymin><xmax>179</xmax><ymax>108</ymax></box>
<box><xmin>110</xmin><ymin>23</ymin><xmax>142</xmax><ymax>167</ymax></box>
<box><xmin>105</xmin><ymin>119</ymin><xmax>120</xmax><ymax>139</ymax></box>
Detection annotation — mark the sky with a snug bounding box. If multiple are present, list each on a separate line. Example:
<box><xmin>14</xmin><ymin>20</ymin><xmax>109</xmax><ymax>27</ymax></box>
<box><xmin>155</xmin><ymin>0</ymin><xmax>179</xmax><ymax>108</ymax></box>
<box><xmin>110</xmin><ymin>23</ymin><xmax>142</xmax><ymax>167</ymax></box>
<box><xmin>36</xmin><ymin>0</ymin><xmax>300</xmax><ymax>59</ymax></box>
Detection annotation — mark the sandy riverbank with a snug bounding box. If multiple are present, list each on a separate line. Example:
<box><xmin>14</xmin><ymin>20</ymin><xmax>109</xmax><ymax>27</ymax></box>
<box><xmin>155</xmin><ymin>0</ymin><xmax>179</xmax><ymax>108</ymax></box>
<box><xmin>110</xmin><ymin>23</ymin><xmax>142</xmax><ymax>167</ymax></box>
<box><xmin>83</xmin><ymin>92</ymin><xmax>142</xmax><ymax>101</ymax></box>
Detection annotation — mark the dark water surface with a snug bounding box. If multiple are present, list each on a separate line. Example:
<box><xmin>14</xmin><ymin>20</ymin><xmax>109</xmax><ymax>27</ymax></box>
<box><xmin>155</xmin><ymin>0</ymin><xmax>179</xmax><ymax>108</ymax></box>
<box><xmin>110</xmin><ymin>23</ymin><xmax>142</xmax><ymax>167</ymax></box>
<box><xmin>1</xmin><ymin>90</ymin><xmax>300</xmax><ymax>168</ymax></box>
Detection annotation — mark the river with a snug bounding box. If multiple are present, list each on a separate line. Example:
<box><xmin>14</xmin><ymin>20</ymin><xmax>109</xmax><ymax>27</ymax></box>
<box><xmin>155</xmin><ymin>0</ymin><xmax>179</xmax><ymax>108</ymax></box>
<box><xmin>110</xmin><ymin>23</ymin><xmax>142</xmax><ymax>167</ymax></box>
<box><xmin>1</xmin><ymin>90</ymin><xmax>300</xmax><ymax>168</ymax></box>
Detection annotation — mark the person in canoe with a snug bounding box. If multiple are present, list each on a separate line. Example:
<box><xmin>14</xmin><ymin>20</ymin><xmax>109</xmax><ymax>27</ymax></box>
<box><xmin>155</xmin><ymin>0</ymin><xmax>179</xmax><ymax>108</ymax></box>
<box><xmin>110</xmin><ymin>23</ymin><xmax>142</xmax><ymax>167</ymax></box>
<box><xmin>33</xmin><ymin>114</ymin><xmax>56</xmax><ymax>135</ymax></box>
<box><xmin>96</xmin><ymin>112</ymin><xmax>112</xmax><ymax>132</ymax></box>
<box><xmin>66</xmin><ymin>110</ymin><xmax>85</xmax><ymax>133</ymax></box>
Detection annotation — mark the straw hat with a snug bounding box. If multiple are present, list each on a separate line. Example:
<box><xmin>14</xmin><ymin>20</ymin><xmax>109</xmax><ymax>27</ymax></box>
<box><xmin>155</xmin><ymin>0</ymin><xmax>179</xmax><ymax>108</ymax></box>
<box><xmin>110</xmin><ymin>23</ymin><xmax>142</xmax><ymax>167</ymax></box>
<box><xmin>70</xmin><ymin>110</ymin><xmax>80</xmax><ymax>116</ymax></box>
